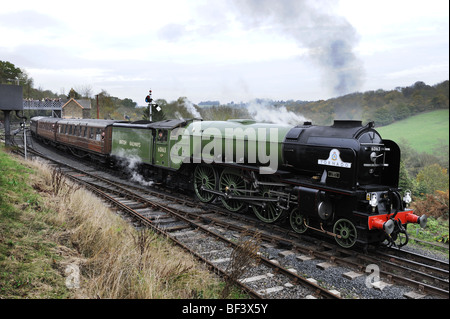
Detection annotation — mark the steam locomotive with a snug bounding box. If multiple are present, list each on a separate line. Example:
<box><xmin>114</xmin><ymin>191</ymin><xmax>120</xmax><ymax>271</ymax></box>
<box><xmin>30</xmin><ymin>115</ymin><xmax>427</xmax><ymax>248</ymax></box>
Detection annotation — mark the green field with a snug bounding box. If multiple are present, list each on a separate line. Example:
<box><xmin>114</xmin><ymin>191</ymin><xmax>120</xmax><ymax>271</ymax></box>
<box><xmin>376</xmin><ymin>109</ymin><xmax>449</xmax><ymax>154</ymax></box>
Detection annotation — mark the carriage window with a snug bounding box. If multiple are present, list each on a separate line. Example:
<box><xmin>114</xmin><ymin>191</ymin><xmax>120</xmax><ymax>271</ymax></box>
<box><xmin>74</xmin><ymin>126</ymin><xmax>78</xmax><ymax>136</ymax></box>
<box><xmin>95</xmin><ymin>128</ymin><xmax>101</xmax><ymax>141</ymax></box>
<box><xmin>68</xmin><ymin>125</ymin><xmax>73</xmax><ymax>135</ymax></box>
<box><xmin>64</xmin><ymin>125</ymin><xmax>68</xmax><ymax>134</ymax></box>
<box><xmin>89</xmin><ymin>127</ymin><xmax>94</xmax><ymax>139</ymax></box>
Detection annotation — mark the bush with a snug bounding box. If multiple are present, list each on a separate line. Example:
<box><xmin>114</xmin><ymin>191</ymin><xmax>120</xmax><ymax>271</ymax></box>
<box><xmin>412</xmin><ymin>190</ymin><xmax>449</xmax><ymax>219</ymax></box>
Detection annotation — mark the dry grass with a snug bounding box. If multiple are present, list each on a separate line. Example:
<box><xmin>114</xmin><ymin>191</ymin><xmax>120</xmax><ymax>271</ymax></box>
<box><xmin>221</xmin><ymin>231</ymin><xmax>261</xmax><ymax>298</ymax></box>
<box><xmin>26</xmin><ymin>158</ymin><xmax>225</xmax><ymax>299</ymax></box>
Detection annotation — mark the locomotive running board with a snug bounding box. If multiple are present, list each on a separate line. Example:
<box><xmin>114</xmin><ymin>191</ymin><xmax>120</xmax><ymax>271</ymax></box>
<box><xmin>200</xmin><ymin>187</ymin><xmax>280</xmax><ymax>202</ymax></box>
<box><xmin>304</xmin><ymin>222</ymin><xmax>342</xmax><ymax>239</ymax></box>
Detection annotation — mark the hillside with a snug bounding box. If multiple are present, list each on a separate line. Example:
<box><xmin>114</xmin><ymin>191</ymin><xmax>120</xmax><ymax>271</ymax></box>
<box><xmin>376</xmin><ymin>109</ymin><xmax>449</xmax><ymax>154</ymax></box>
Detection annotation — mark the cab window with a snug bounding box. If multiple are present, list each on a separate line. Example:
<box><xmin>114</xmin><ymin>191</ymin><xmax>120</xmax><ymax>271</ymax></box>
<box><xmin>157</xmin><ymin>129</ymin><xmax>167</xmax><ymax>142</ymax></box>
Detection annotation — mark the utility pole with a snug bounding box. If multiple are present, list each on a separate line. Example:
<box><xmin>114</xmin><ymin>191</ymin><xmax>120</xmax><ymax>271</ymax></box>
<box><xmin>96</xmin><ymin>94</ymin><xmax>99</xmax><ymax>119</ymax></box>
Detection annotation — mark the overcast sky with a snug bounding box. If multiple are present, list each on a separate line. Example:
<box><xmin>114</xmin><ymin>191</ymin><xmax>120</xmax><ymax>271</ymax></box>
<box><xmin>1</xmin><ymin>0</ymin><xmax>448</xmax><ymax>106</ymax></box>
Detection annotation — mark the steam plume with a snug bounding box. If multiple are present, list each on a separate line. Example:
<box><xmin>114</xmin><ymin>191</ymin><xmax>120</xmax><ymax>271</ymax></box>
<box><xmin>114</xmin><ymin>150</ymin><xmax>154</xmax><ymax>187</ymax></box>
<box><xmin>247</xmin><ymin>99</ymin><xmax>310</xmax><ymax>125</ymax></box>
<box><xmin>181</xmin><ymin>97</ymin><xmax>202</xmax><ymax>119</ymax></box>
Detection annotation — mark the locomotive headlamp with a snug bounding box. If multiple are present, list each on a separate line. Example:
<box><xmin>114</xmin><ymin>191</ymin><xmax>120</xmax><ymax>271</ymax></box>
<box><xmin>369</xmin><ymin>192</ymin><xmax>378</xmax><ymax>213</ymax></box>
<box><xmin>403</xmin><ymin>191</ymin><xmax>412</xmax><ymax>207</ymax></box>
<box><xmin>369</xmin><ymin>192</ymin><xmax>378</xmax><ymax>207</ymax></box>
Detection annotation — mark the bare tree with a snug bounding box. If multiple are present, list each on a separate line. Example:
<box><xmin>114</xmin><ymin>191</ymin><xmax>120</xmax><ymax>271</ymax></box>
<box><xmin>76</xmin><ymin>85</ymin><xmax>93</xmax><ymax>99</ymax></box>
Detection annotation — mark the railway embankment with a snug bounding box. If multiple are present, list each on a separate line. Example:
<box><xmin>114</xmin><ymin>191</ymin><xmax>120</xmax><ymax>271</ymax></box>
<box><xmin>0</xmin><ymin>145</ymin><xmax>229</xmax><ymax>299</ymax></box>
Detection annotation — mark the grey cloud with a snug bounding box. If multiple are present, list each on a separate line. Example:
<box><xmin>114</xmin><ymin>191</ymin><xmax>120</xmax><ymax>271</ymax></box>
<box><xmin>157</xmin><ymin>23</ymin><xmax>187</xmax><ymax>42</ymax></box>
<box><xmin>230</xmin><ymin>0</ymin><xmax>364</xmax><ymax>96</ymax></box>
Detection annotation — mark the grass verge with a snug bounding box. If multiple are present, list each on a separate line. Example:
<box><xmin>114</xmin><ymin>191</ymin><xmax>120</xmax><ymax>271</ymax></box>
<box><xmin>0</xmin><ymin>145</ymin><xmax>242</xmax><ymax>299</ymax></box>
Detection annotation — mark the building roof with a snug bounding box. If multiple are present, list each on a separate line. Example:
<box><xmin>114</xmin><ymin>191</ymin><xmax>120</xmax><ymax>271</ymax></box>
<box><xmin>62</xmin><ymin>98</ymin><xmax>92</xmax><ymax>109</ymax></box>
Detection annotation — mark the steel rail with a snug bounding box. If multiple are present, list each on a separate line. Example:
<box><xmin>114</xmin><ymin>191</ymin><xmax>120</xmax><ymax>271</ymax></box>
<box><xmin>68</xmin><ymin>171</ymin><xmax>340</xmax><ymax>299</ymax></box>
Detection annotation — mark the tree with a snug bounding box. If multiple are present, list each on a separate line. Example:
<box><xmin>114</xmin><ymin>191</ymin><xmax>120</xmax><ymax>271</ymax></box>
<box><xmin>142</xmin><ymin>99</ymin><xmax>166</xmax><ymax>122</ymax></box>
<box><xmin>373</xmin><ymin>106</ymin><xmax>394</xmax><ymax>126</ymax></box>
<box><xmin>431</xmin><ymin>95</ymin><xmax>447</xmax><ymax>109</ymax></box>
<box><xmin>0</xmin><ymin>60</ymin><xmax>22</xmax><ymax>83</ymax></box>
<box><xmin>68</xmin><ymin>88</ymin><xmax>82</xmax><ymax>99</ymax></box>
<box><xmin>121</xmin><ymin>98</ymin><xmax>137</xmax><ymax>108</ymax></box>
<box><xmin>391</xmin><ymin>102</ymin><xmax>410</xmax><ymax>120</ymax></box>
<box><xmin>416</xmin><ymin>164</ymin><xmax>449</xmax><ymax>195</ymax></box>
<box><xmin>96</xmin><ymin>90</ymin><xmax>115</xmax><ymax>119</ymax></box>
<box><xmin>399</xmin><ymin>161</ymin><xmax>416</xmax><ymax>192</ymax></box>
<box><xmin>75</xmin><ymin>85</ymin><xmax>93</xmax><ymax>98</ymax></box>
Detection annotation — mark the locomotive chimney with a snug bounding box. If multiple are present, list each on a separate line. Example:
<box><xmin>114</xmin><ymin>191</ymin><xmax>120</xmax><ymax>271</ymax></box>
<box><xmin>332</xmin><ymin>120</ymin><xmax>362</xmax><ymax>128</ymax></box>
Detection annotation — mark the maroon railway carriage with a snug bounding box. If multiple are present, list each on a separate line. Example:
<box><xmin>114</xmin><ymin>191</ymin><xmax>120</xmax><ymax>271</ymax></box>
<box><xmin>30</xmin><ymin>117</ymin><xmax>124</xmax><ymax>160</ymax></box>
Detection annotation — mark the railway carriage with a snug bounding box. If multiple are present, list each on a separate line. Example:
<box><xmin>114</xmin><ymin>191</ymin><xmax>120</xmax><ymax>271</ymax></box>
<box><xmin>30</xmin><ymin>116</ymin><xmax>427</xmax><ymax>249</ymax></box>
<box><xmin>30</xmin><ymin>117</ymin><xmax>123</xmax><ymax>161</ymax></box>
<box><xmin>30</xmin><ymin>116</ymin><xmax>60</xmax><ymax>142</ymax></box>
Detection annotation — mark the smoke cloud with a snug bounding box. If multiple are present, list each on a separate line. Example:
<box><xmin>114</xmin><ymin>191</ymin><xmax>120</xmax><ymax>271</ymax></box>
<box><xmin>231</xmin><ymin>0</ymin><xmax>364</xmax><ymax>96</ymax></box>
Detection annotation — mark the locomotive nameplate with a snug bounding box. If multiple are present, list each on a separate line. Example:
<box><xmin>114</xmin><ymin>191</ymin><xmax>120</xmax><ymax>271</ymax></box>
<box><xmin>318</xmin><ymin>149</ymin><xmax>352</xmax><ymax>168</ymax></box>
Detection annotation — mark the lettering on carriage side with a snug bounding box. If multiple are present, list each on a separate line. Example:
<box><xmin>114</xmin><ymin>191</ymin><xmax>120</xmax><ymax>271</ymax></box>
<box><xmin>158</xmin><ymin>146</ymin><xmax>167</xmax><ymax>153</ymax></box>
<box><xmin>119</xmin><ymin>139</ymin><xmax>127</xmax><ymax>145</ymax></box>
<box><xmin>129</xmin><ymin>141</ymin><xmax>141</xmax><ymax>147</ymax></box>
<box><xmin>318</xmin><ymin>148</ymin><xmax>352</xmax><ymax>168</ymax></box>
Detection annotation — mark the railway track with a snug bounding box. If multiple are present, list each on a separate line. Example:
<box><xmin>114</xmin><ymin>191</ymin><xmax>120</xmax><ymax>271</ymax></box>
<box><xmin>13</xmin><ymin>140</ymin><xmax>450</xmax><ymax>299</ymax></box>
<box><xmin>20</xmin><ymin>145</ymin><xmax>340</xmax><ymax>299</ymax></box>
<box><xmin>120</xmin><ymin>178</ymin><xmax>449</xmax><ymax>298</ymax></box>
<box><xmin>62</xmin><ymin>164</ymin><xmax>343</xmax><ymax>299</ymax></box>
